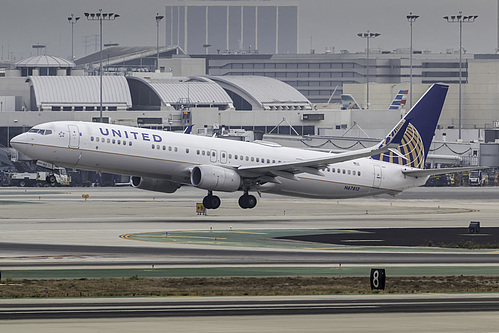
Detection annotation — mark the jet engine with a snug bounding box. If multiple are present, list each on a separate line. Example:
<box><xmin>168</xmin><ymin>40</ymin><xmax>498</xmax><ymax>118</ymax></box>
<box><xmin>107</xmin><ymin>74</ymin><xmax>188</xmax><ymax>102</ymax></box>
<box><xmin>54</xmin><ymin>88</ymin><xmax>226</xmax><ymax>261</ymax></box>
<box><xmin>130</xmin><ymin>176</ymin><xmax>180</xmax><ymax>193</ymax></box>
<box><xmin>190</xmin><ymin>165</ymin><xmax>241</xmax><ymax>192</ymax></box>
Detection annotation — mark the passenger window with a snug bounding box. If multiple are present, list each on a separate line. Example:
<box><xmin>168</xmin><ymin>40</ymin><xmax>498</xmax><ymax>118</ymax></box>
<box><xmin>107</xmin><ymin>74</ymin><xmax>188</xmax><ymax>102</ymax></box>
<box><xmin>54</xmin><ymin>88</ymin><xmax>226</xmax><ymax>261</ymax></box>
<box><xmin>163</xmin><ymin>146</ymin><xmax>166</xmax><ymax>150</ymax></box>
<box><xmin>129</xmin><ymin>141</ymin><xmax>132</xmax><ymax>146</ymax></box>
<box><xmin>197</xmin><ymin>150</ymin><xmax>200</xmax><ymax>155</ymax></box>
<box><xmin>174</xmin><ymin>147</ymin><xmax>178</xmax><ymax>152</ymax></box>
<box><xmin>202</xmin><ymin>151</ymin><xmax>205</xmax><ymax>156</ymax></box>
<box><xmin>117</xmin><ymin>140</ymin><xmax>121</xmax><ymax>145</ymax></box>
<box><xmin>186</xmin><ymin>148</ymin><xmax>189</xmax><ymax>153</ymax></box>
<box><xmin>169</xmin><ymin>146</ymin><xmax>172</xmax><ymax>151</ymax></box>
<box><xmin>267</xmin><ymin>159</ymin><xmax>270</xmax><ymax>163</ymax></box>
<box><xmin>256</xmin><ymin>158</ymin><xmax>259</xmax><ymax>162</ymax></box>
<box><xmin>245</xmin><ymin>156</ymin><xmax>249</xmax><ymax>161</ymax></box>
<box><xmin>251</xmin><ymin>157</ymin><xmax>254</xmax><ymax>162</ymax></box>
<box><xmin>112</xmin><ymin>139</ymin><xmax>116</xmax><ymax>144</ymax></box>
<box><xmin>91</xmin><ymin>137</ymin><xmax>94</xmax><ymax>142</ymax></box>
<box><xmin>123</xmin><ymin>141</ymin><xmax>126</xmax><ymax>145</ymax></box>
<box><xmin>358</xmin><ymin>171</ymin><xmax>361</xmax><ymax>176</ymax></box>
<box><xmin>107</xmin><ymin>138</ymin><xmax>110</xmax><ymax>143</ymax></box>
<box><xmin>342</xmin><ymin>169</ymin><xmax>346</xmax><ymax>174</ymax></box>
<box><xmin>212</xmin><ymin>151</ymin><xmax>215</xmax><ymax>157</ymax></box>
<box><xmin>348</xmin><ymin>170</ymin><xmax>351</xmax><ymax>175</ymax></box>
<box><xmin>151</xmin><ymin>144</ymin><xmax>155</xmax><ymax>149</ymax></box>
<box><xmin>229</xmin><ymin>154</ymin><xmax>232</xmax><ymax>159</ymax></box>
<box><xmin>157</xmin><ymin>145</ymin><xmax>160</xmax><ymax>150</ymax></box>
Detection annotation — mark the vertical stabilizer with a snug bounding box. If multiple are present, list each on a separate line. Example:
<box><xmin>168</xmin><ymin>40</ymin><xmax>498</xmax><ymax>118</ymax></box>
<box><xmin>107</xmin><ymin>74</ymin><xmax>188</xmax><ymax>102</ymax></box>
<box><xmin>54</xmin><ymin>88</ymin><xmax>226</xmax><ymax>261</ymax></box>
<box><xmin>388</xmin><ymin>89</ymin><xmax>408</xmax><ymax>110</ymax></box>
<box><xmin>341</xmin><ymin>94</ymin><xmax>361</xmax><ymax>109</ymax></box>
<box><xmin>372</xmin><ymin>84</ymin><xmax>449</xmax><ymax>168</ymax></box>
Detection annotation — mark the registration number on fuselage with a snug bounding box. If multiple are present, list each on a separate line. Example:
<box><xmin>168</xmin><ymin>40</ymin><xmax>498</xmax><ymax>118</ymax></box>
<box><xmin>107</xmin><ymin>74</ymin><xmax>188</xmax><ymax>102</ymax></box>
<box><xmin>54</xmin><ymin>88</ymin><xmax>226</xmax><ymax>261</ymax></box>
<box><xmin>344</xmin><ymin>185</ymin><xmax>360</xmax><ymax>191</ymax></box>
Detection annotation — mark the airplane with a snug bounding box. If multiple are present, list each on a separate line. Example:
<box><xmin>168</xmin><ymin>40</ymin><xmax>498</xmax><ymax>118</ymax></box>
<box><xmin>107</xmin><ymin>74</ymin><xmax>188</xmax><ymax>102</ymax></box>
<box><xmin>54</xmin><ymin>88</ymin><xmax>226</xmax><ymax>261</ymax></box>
<box><xmin>341</xmin><ymin>89</ymin><xmax>408</xmax><ymax>110</ymax></box>
<box><xmin>9</xmin><ymin>83</ymin><xmax>476</xmax><ymax>210</ymax></box>
<box><xmin>388</xmin><ymin>89</ymin><xmax>408</xmax><ymax>110</ymax></box>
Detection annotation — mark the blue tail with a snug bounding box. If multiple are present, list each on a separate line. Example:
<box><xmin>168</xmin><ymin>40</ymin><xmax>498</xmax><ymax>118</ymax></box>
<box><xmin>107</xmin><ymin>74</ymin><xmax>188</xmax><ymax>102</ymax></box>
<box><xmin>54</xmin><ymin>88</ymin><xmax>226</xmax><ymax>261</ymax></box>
<box><xmin>371</xmin><ymin>83</ymin><xmax>449</xmax><ymax>168</ymax></box>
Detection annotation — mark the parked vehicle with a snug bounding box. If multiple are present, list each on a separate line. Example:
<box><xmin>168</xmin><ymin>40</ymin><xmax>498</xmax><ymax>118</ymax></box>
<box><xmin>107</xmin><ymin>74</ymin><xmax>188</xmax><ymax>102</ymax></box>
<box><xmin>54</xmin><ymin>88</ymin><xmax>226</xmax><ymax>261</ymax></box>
<box><xmin>7</xmin><ymin>169</ymin><xmax>70</xmax><ymax>187</ymax></box>
<box><xmin>468</xmin><ymin>170</ymin><xmax>484</xmax><ymax>186</ymax></box>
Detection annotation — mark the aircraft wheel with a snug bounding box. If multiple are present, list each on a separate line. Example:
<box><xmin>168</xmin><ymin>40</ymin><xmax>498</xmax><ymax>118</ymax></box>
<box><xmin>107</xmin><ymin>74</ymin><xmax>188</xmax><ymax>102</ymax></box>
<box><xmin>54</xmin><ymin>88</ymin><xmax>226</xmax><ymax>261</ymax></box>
<box><xmin>210</xmin><ymin>195</ymin><xmax>221</xmax><ymax>209</ymax></box>
<box><xmin>239</xmin><ymin>194</ymin><xmax>257</xmax><ymax>209</ymax></box>
<box><xmin>245</xmin><ymin>194</ymin><xmax>257</xmax><ymax>209</ymax></box>
<box><xmin>238</xmin><ymin>196</ymin><xmax>246</xmax><ymax>209</ymax></box>
<box><xmin>203</xmin><ymin>195</ymin><xmax>221</xmax><ymax>210</ymax></box>
<box><xmin>203</xmin><ymin>195</ymin><xmax>212</xmax><ymax>209</ymax></box>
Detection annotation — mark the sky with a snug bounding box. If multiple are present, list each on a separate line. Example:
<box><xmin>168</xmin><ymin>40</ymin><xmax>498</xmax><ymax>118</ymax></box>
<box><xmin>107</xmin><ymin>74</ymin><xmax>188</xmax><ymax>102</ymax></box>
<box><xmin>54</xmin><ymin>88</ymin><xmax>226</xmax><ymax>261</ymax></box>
<box><xmin>0</xmin><ymin>0</ymin><xmax>496</xmax><ymax>61</ymax></box>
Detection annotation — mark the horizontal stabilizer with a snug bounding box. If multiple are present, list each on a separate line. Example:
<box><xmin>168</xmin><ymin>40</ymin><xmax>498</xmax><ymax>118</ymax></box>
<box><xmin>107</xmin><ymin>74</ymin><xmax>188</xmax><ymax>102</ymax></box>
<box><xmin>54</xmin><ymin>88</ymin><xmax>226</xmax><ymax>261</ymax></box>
<box><xmin>402</xmin><ymin>166</ymin><xmax>488</xmax><ymax>178</ymax></box>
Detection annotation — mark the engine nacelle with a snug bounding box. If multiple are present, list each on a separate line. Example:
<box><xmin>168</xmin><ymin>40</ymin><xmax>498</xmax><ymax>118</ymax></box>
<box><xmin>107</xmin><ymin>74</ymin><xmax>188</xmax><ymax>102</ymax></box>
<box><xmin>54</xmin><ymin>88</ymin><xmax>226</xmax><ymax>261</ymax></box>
<box><xmin>190</xmin><ymin>165</ymin><xmax>241</xmax><ymax>192</ymax></box>
<box><xmin>130</xmin><ymin>176</ymin><xmax>180</xmax><ymax>194</ymax></box>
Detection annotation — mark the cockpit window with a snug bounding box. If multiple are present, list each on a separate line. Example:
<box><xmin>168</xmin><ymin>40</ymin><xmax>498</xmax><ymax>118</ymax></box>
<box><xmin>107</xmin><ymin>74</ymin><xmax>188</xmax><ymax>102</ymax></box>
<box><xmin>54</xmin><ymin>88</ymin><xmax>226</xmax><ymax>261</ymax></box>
<box><xmin>28</xmin><ymin>128</ymin><xmax>53</xmax><ymax>135</ymax></box>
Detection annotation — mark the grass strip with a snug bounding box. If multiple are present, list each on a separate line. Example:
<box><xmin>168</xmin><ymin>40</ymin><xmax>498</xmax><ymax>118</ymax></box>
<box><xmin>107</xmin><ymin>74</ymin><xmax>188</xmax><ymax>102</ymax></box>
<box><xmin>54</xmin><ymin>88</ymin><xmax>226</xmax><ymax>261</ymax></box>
<box><xmin>1</xmin><ymin>276</ymin><xmax>499</xmax><ymax>298</ymax></box>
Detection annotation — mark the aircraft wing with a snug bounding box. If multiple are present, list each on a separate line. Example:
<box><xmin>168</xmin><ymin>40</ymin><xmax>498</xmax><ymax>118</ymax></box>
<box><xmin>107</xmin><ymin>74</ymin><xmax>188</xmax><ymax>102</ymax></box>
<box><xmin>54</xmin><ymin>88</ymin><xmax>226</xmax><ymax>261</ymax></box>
<box><xmin>237</xmin><ymin>143</ymin><xmax>394</xmax><ymax>181</ymax></box>
<box><xmin>237</xmin><ymin>117</ymin><xmax>410</xmax><ymax>181</ymax></box>
<box><xmin>402</xmin><ymin>166</ymin><xmax>488</xmax><ymax>178</ymax></box>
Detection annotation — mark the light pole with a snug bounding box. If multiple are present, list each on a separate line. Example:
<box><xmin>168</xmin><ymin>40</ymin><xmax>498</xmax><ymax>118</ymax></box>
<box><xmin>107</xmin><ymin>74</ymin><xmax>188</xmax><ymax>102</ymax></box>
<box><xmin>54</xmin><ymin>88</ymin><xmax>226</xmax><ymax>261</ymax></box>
<box><xmin>443</xmin><ymin>12</ymin><xmax>477</xmax><ymax>140</ymax></box>
<box><xmin>156</xmin><ymin>13</ymin><xmax>164</xmax><ymax>72</ymax></box>
<box><xmin>67</xmin><ymin>14</ymin><xmax>80</xmax><ymax>61</ymax></box>
<box><xmin>407</xmin><ymin>13</ymin><xmax>419</xmax><ymax>109</ymax></box>
<box><xmin>84</xmin><ymin>10</ymin><xmax>120</xmax><ymax>123</ymax></box>
<box><xmin>357</xmin><ymin>31</ymin><xmax>380</xmax><ymax>109</ymax></box>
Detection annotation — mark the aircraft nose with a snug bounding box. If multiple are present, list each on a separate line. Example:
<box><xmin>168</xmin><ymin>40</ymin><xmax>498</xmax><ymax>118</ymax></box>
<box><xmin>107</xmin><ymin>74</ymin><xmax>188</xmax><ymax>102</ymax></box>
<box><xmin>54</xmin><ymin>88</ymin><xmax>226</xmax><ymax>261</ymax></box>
<box><xmin>10</xmin><ymin>133</ymin><xmax>29</xmax><ymax>152</ymax></box>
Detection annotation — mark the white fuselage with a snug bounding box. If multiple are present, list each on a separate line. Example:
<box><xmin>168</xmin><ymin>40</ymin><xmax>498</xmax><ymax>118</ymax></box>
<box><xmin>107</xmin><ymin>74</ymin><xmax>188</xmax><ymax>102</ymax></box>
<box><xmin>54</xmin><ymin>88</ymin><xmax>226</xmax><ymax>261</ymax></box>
<box><xmin>11</xmin><ymin>121</ymin><xmax>428</xmax><ymax>199</ymax></box>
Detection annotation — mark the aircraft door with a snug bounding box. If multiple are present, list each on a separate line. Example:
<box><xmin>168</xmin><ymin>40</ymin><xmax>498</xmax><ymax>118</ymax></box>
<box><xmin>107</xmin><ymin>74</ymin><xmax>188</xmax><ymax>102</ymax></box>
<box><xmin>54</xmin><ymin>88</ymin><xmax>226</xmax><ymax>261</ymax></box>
<box><xmin>68</xmin><ymin>125</ymin><xmax>80</xmax><ymax>148</ymax></box>
<box><xmin>373</xmin><ymin>165</ymin><xmax>382</xmax><ymax>188</ymax></box>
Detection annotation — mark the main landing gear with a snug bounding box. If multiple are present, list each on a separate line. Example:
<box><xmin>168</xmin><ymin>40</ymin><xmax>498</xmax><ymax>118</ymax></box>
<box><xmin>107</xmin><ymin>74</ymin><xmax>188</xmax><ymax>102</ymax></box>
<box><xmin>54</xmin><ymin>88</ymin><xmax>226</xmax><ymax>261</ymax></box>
<box><xmin>202</xmin><ymin>190</ymin><xmax>257</xmax><ymax>210</ymax></box>
<box><xmin>203</xmin><ymin>191</ymin><xmax>221</xmax><ymax>210</ymax></box>
<box><xmin>238</xmin><ymin>192</ymin><xmax>257</xmax><ymax>209</ymax></box>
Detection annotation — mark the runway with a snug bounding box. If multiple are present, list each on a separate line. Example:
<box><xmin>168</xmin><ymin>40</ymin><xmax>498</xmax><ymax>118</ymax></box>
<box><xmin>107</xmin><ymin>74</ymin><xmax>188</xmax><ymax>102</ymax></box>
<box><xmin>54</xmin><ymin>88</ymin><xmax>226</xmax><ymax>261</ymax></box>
<box><xmin>1</xmin><ymin>295</ymin><xmax>499</xmax><ymax>332</ymax></box>
<box><xmin>2</xmin><ymin>294</ymin><xmax>499</xmax><ymax>319</ymax></box>
<box><xmin>1</xmin><ymin>186</ymin><xmax>499</xmax><ymax>270</ymax></box>
<box><xmin>1</xmin><ymin>185</ymin><xmax>499</xmax><ymax>331</ymax></box>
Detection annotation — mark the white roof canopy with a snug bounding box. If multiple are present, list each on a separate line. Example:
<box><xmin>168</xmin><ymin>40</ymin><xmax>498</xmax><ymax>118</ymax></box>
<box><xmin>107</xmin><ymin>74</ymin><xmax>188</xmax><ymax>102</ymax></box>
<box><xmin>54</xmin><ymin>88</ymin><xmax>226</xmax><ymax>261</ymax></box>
<box><xmin>27</xmin><ymin>76</ymin><xmax>132</xmax><ymax>108</ymax></box>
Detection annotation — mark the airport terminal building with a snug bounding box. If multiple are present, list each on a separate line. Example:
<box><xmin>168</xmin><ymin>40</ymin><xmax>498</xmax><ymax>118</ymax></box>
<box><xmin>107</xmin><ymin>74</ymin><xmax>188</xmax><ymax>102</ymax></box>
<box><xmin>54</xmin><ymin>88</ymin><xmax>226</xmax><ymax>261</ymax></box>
<box><xmin>2</xmin><ymin>45</ymin><xmax>499</xmax><ymax>170</ymax></box>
